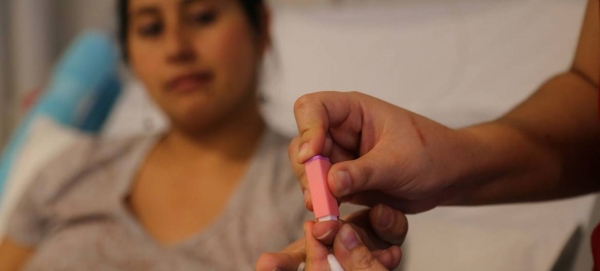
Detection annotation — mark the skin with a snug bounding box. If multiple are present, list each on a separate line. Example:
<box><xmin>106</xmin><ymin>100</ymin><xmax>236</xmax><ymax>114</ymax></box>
<box><xmin>0</xmin><ymin>239</ymin><xmax>32</xmax><ymax>271</ymax></box>
<box><xmin>1</xmin><ymin>0</ymin><xmax>271</xmax><ymax>266</ymax></box>
<box><xmin>282</xmin><ymin>0</ymin><xmax>598</xmax><ymax>269</ymax></box>
<box><xmin>291</xmin><ymin>0</ymin><xmax>599</xmax><ymax>211</ymax></box>
<box><xmin>124</xmin><ymin>0</ymin><xmax>269</xmax><ymax>246</ymax></box>
<box><xmin>1</xmin><ymin>0</ymin><xmax>407</xmax><ymax>269</ymax></box>
<box><xmin>255</xmin><ymin>205</ymin><xmax>407</xmax><ymax>271</ymax></box>
<box><xmin>304</xmin><ymin>221</ymin><xmax>400</xmax><ymax>271</ymax></box>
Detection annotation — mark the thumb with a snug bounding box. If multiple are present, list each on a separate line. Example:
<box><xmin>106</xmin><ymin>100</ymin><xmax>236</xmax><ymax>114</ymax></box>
<box><xmin>332</xmin><ymin>224</ymin><xmax>391</xmax><ymax>271</ymax></box>
<box><xmin>328</xmin><ymin>150</ymin><xmax>393</xmax><ymax>199</ymax></box>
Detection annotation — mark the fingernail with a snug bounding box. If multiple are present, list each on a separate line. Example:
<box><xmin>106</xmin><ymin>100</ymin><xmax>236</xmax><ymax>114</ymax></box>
<box><xmin>298</xmin><ymin>143</ymin><xmax>311</xmax><ymax>161</ymax></box>
<box><xmin>377</xmin><ymin>205</ymin><xmax>394</xmax><ymax>229</ymax></box>
<box><xmin>340</xmin><ymin>224</ymin><xmax>362</xmax><ymax>250</ymax></box>
<box><xmin>303</xmin><ymin>190</ymin><xmax>311</xmax><ymax>209</ymax></box>
<box><xmin>316</xmin><ymin>229</ymin><xmax>333</xmax><ymax>241</ymax></box>
<box><xmin>273</xmin><ymin>268</ymin><xmax>282</xmax><ymax>271</ymax></box>
<box><xmin>335</xmin><ymin>171</ymin><xmax>351</xmax><ymax>196</ymax></box>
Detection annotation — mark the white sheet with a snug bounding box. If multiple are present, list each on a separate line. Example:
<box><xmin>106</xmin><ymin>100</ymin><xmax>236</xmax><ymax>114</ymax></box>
<box><xmin>0</xmin><ymin>117</ymin><xmax>88</xmax><ymax>235</ymax></box>
<box><xmin>2</xmin><ymin>0</ymin><xmax>593</xmax><ymax>270</ymax></box>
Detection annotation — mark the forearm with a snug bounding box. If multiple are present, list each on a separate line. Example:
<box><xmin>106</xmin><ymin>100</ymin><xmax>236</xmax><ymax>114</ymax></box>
<box><xmin>451</xmin><ymin>71</ymin><xmax>600</xmax><ymax>205</ymax></box>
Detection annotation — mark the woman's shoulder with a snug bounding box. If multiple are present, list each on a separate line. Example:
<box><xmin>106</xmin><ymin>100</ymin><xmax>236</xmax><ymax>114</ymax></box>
<box><xmin>39</xmin><ymin>134</ymin><xmax>152</xmax><ymax>174</ymax></box>
<box><xmin>28</xmin><ymin>134</ymin><xmax>156</xmax><ymax>202</ymax></box>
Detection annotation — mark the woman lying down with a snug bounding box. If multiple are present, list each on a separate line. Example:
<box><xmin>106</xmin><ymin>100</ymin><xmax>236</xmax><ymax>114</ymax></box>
<box><xmin>0</xmin><ymin>0</ymin><xmax>405</xmax><ymax>270</ymax></box>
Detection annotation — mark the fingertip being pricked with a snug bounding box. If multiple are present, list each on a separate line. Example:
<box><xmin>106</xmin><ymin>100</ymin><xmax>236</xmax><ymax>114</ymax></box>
<box><xmin>312</xmin><ymin>220</ymin><xmax>342</xmax><ymax>245</ymax></box>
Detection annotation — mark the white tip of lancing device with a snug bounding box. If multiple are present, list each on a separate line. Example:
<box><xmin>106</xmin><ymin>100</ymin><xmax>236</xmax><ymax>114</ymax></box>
<box><xmin>297</xmin><ymin>255</ymin><xmax>344</xmax><ymax>271</ymax></box>
<box><xmin>318</xmin><ymin>215</ymin><xmax>339</xmax><ymax>222</ymax></box>
<box><xmin>297</xmin><ymin>262</ymin><xmax>306</xmax><ymax>271</ymax></box>
<box><xmin>327</xmin><ymin>254</ymin><xmax>344</xmax><ymax>271</ymax></box>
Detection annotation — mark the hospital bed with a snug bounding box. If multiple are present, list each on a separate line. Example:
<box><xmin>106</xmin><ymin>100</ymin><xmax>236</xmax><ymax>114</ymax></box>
<box><xmin>1</xmin><ymin>0</ymin><xmax>594</xmax><ymax>270</ymax></box>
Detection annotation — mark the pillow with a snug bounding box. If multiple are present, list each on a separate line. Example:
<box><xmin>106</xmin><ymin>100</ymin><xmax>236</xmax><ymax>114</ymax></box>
<box><xmin>0</xmin><ymin>117</ymin><xmax>89</xmax><ymax>235</ymax></box>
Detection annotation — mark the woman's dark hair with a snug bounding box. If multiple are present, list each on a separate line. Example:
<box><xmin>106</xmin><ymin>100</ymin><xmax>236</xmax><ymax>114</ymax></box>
<box><xmin>117</xmin><ymin>0</ymin><xmax>265</xmax><ymax>61</ymax></box>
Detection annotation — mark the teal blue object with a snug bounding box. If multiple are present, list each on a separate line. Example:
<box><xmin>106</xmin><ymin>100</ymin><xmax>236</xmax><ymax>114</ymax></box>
<box><xmin>0</xmin><ymin>31</ymin><xmax>122</xmax><ymax>201</ymax></box>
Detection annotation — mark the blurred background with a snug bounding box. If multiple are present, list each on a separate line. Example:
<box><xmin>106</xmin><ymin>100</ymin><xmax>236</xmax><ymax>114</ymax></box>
<box><xmin>0</xmin><ymin>0</ymin><xmax>116</xmax><ymax>146</ymax></box>
<box><xmin>0</xmin><ymin>0</ymin><xmax>595</xmax><ymax>270</ymax></box>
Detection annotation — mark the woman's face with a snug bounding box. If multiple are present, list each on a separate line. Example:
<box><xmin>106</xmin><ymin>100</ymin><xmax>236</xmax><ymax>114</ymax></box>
<box><xmin>127</xmin><ymin>0</ymin><xmax>267</xmax><ymax>131</ymax></box>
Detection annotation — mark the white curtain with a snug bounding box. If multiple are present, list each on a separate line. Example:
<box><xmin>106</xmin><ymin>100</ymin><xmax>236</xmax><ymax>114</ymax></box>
<box><xmin>0</xmin><ymin>0</ymin><xmax>115</xmax><ymax>147</ymax></box>
<box><xmin>0</xmin><ymin>0</ymin><xmax>59</xmax><ymax>148</ymax></box>
<box><xmin>0</xmin><ymin>0</ymin><xmax>10</xmax><ymax>146</ymax></box>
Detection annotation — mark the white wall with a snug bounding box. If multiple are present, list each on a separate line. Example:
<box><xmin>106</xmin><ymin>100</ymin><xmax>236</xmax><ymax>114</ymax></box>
<box><xmin>55</xmin><ymin>0</ymin><xmax>116</xmax><ymax>50</ymax></box>
<box><xmin>256</xmin><ymin>2</ymin><xmax>595</xmax><ymax>271</ymax></box>
<box><xmin>2</xmin><ymin>0</ymin><xmax>116</xmax><ymax>130</ymax></box>
<box><xmin>261</xmin><ymin>0</ymin><xmax>587</xmax><ymax>134</ymax></box>
<box><xmin>0</xmin><ymin>1</ymin><xmax>595</xmax><ymax>270</ymax></box>
<box><xmin>0</xmin><ymin>0</ymin><xmax>11</xmax><ymax>146</ymax></box>
<box><xmin>9</xmin><ymin>0</ymin><xmax>58</xmax><ymax>108</ymax></box>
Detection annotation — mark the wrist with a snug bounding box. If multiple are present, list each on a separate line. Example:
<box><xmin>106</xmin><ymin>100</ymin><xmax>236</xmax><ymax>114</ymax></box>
<box><xmin>438</xmin><ymin>122</ymin><xmax>538</xmax><ymax>205</ymax></box>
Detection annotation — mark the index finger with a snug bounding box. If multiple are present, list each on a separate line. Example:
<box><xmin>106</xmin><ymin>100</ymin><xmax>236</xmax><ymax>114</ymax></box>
<box><xmin>288</xmin><ymin>136</ymin><xmax>314</xmax><ymax>211</ymax></box>
<box><xmin>304</xmin><ymin>221</ymin><xmax>332</xmax><ymax>270</ymax></box>
<box><xmin>293</xmin><ymin>91</ymin><xmax>362</xmax><ymax>163</ymax></box>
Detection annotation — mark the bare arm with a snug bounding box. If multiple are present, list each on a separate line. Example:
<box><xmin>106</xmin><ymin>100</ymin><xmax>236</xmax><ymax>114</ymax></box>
<box><xmin>289</xmin><ymin>0</ymin><xmax>599</xmax><ymax>214</ymax></box>
<box><xmin>0</xmin><ymin>238</ymin><xmax>33</xmax><ymax>271</ymax></box>
<box><xmin>452</xmin><ymin>0</ymin><xmax>600</xmax><ymax>204</ymax></box>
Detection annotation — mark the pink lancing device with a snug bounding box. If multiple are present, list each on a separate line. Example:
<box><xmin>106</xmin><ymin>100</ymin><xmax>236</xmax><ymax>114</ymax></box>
<box><xmin>305</xmin><ymin>155</ymin><xmax>339</xmax><ymax>221</ymax></box>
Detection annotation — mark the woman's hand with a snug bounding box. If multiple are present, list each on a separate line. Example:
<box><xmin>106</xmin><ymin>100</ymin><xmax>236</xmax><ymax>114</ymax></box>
<box><xmin>303</xmin><ymin>221</ymin><xmax>400</xmax><ymax>271</ymax></box>
<box><xmin>255</xmin><ymin>205</ymin><xmax>406</xmax><ymax>271</ymax></box>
